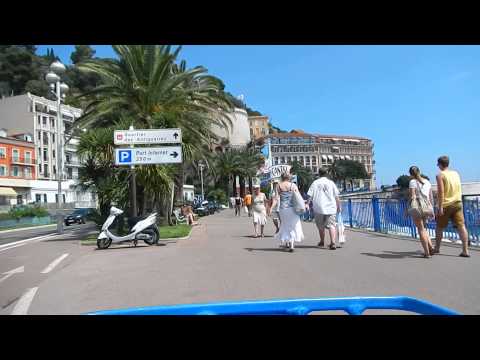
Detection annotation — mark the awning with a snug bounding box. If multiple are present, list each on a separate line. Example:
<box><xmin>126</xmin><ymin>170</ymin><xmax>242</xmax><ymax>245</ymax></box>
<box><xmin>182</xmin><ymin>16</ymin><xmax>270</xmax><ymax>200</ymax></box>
<box><xmin>340</xmin><ymin>156</ymin><xmax>345</xmax><ymax>160</ymax></box>
<box><xmin>321</xmin><ymin>155</ymin><xmax>327</xmax><ymax>160</ymax></box>
<box><xmin>327</xmin><ymin>155</ymin><xmax>333</xmax><ymax>160</ymax></box>
<box><xmin>345</xmin><ymin>155</ymin><xmax>351</xmax><ymax>160</ymax></box>
<box><xmin>0</xmin><ymin>187</ymin><xmax>17</xmax><ymax>196</ymax></box>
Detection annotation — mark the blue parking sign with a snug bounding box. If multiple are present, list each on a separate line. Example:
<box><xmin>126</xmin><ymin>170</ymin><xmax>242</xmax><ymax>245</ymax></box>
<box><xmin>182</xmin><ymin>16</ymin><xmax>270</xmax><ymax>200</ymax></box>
<box><xmin>118</xmin><ymin>149</ymin><xmax>132</xmax><ymax>164</ymax></box>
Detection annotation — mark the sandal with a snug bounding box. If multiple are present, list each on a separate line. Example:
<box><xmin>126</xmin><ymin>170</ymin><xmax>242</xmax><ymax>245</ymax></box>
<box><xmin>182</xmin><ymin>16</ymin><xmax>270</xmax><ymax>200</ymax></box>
<box><xmin>329</xmin><ymin>244</ymin><xmax>337</xmax><ymax>250</ymax></box>
<box><xmin>423</xmin><ymin>254</ymin><xmax>431</xmax><ymax>258</ymax></box>
<box><xmin>289</xmin><ymin>248</ymin><xmax>294</xmax><ymax>253</ymax></box>
<box><xmin>318</xmin><ymin>242</ymin><xmax>324</xmax><ymax>247</ymax></box>
<box><xmin>459</xmin><ymin>253</ymin><xmax>470</xmax><ymax>258</ymax></box>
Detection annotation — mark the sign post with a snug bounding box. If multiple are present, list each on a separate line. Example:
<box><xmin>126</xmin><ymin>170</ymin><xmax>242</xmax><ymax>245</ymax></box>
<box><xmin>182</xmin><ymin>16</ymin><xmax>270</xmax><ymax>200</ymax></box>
<box><xmin>114</xmin><ymin>128</ymin><xmax>183</xmax><ymax>218</ymax></box>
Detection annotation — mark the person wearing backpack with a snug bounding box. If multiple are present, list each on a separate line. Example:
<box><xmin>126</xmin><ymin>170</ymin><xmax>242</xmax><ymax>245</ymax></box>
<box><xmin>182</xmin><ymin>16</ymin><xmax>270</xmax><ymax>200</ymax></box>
<box><xmin>407</xmin><ymin>166</ymin><xmax>435</xmax><ymax>258</ymax></box>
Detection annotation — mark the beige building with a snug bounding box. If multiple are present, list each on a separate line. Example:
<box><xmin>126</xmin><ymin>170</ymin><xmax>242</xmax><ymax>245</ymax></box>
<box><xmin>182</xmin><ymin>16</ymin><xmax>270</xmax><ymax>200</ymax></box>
<box><xmin>248</xmin><ymin>115</ymin><xmax>269</xmax><ymax>140</ymax></box>
<box><xmin>268</xmin><ymin>130</ymin><xmax>376</xmax><ymax>191</ymax></box>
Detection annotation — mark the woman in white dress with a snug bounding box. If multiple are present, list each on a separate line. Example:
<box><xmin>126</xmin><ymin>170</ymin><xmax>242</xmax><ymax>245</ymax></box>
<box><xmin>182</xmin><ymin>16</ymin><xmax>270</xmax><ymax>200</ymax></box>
<box><xmin>252</xmin><ymin>185</ymin><xmax>268</xmax><ymax>238</ymax></box>
<box><xmin>270</xmin><ymin>173</ymin><xmax>304</xmax><ymax>252</ymax></box>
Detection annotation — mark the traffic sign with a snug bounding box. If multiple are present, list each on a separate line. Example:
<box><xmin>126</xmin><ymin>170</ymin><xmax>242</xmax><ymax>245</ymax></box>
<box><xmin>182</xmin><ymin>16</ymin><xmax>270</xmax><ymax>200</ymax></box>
<box><xmin>115</xmin><ymin>146</ymin><xmax>182</xmax><ymax>165</ymax></box>
<box><xmin>114</xmin><ymin>128</ymin><xmax>182</xmax><ymax>145</ymax></box>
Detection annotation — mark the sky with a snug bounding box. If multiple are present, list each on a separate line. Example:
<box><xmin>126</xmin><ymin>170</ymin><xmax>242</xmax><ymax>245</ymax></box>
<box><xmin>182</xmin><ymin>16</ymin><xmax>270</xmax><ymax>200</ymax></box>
<box><xmin>37</xmin><ymin>45</ymin><xmax>480</xmax><ymax>186</ymax></box>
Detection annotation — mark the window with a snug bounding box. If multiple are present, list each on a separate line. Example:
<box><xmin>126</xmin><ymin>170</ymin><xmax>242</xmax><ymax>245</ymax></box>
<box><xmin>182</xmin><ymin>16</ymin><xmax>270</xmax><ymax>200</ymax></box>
<box><xmin>43</xmin><ymin>133</ymin><xmax>48</xmax><ymax>146</ymax></box>
<box><xmin>44</xmin><ymin>164</ymin><xmax>48</xmax><ymax>176</ymax></box>
<box><xmin>43</xmin><ymin>194</ymin><xmax>47</xmax><ymax>203</ymax></box>
<box><xmin>35</xmin><ymin>194</ymin><xmax>42</xmax><ymax>203</ymax></box>
<box><xmin>43</xmin><ymin>149</ymin><xmax>48</xmax><ymax>162</ymax></box>
<box><xmin>0</xmin><ymin>165</ymin><xmax>6</xmax><ymax>176</ymax></box>
<box><xmin>287</xmin><ymin>156</ymin><xmax>291</xmax><ymax>163</ymax></box>
<box><xmin>51</xmin><ymin>133</ymin><xmax>55</xmax><ymax>143</ymax></box>
<box><xmin>38</xmin><ymin>164</ymin><xmax>42</xmax><ymax>174</ymax></box>
<box><xmin>37</xmin><ymin>115</ymin><xmax>41</xmax><ymax>125</ymax></box>
<box><xmin>281</xmin><ymin>157</ymin><xmax>285</xmax><ymax>164</ymax></box>
<box><xmin>42</xmin><ymin>116</ymin><xmax>47</xmax><ymax>125</ymax></box>
<box><xmin>12</xmin><ymin>166</ymin><xmax>20</xmax><ymax>177</ymax></box>
<box><xmin>52</xmin><ymin>150</ymin><xmax>56</xmax><ymax>159</ymax></box>
<box><xmin>24</xmin><ymin>167</ymin><xmax>32</xmax><ymax>179</ymax></box>
<box><xmin>0</xmin><ymin>147</ymin><xmax>5</xmax><ymax>159</ymax></box>
<box><xmin>12</xmin><ymin>149</ymin><xmax>19</xmax><ymax>162</ymax></box>
<box><xmin>25</xmin><ymin>151</ymin><xmax>31</xmax><ymax>164</ymax></box>
<box><xmin>50</xmin><ymin>118</ymin><xmax>55</xmax><ymax>128</ymax></box>
<box><xmin>53</xmin><ymin>165</ymin><xmax>56</xmax><ymax>175</ymax></box>
<box><xmin>67</xmin><ymin>167</ymin><xmax>73</xmax><ymax>179</ymax></box>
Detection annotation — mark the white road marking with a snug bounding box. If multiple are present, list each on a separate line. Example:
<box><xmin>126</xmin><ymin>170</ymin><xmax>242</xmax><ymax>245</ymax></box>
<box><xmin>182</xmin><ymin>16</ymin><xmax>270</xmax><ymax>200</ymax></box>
<box><xmin>0</xmin><ymin>234</ymin><xmax>56</xmax><ymax>253</ymax></box>
<box><xmin>41</xmin><ymin>253</ymin><xmax>69</xmax><ymax>274</ymax></box>
<box><xmin>0</xmin><ymin>266</ymin><xmax>24</xmax><ymax>284</ymax></box>
<box><xmin>11</xmin><ymin>287</ymin><xmax>38</xmax><ymax>315</ymax></box>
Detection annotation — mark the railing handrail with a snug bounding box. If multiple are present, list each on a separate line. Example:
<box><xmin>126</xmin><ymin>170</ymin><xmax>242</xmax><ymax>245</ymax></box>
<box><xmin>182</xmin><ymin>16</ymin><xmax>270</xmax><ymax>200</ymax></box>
<box><xmin>86</xmin><ymin>296</ymin><xmax>459</xmax><ymax>315</ymax></box>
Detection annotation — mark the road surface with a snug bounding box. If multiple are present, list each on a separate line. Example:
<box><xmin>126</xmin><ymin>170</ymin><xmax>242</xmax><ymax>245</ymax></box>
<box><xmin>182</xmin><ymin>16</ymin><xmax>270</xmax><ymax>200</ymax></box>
<box><xmin>0</xmin><ymin>209</ymin><xmax>473</xmax><ymax>315</ymax></box>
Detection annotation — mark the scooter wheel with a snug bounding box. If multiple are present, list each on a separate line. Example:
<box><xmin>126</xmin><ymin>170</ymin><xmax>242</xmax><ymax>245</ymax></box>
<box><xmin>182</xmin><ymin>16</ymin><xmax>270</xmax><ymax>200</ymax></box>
<box><xmin>133</xmin><ymin>240</ymin><xmax>138</xmax><ymax>247</ymax></box>
<box><xmin>97</xmin><ymin>238</ymin><xmax>112</xmax><ymax>249</ymax></box>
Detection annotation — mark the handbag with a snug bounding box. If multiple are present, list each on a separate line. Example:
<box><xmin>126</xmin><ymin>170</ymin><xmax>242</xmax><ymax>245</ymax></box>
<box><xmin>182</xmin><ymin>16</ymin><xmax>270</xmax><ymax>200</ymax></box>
<box><xmin>407</xmin><ymin>180</ymin><xmax>434</xmax><ymax>218</ymax></box>
<box><xmin>337</xmin><ymin>213</ymin><xmax>346</xmax><ymax>244</ymax></box>
<box><xmin>291</xmin><ymin>185</ymin><xmax>306</xmax><ymax>215</ymax></box>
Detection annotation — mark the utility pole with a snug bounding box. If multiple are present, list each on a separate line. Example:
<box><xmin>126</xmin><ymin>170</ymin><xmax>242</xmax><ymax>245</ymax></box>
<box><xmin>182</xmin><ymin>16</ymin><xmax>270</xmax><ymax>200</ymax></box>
<box><xmin>199</xmin><ymin>162</ymin><xmax>205</xmax><ymax>202</ymax></box>
<box><xmin>129</xmin><ymin>125</ymin><xmax>137</xmax><ymax>217</ymax></box>
<box><xmin>46</xmin><ymin>61</ymin><xmax>69</xmax><ymax>234</ymax></box>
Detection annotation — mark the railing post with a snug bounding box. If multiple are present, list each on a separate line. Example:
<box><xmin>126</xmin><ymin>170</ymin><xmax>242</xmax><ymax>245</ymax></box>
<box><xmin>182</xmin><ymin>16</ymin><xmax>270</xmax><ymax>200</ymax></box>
<box><xmin>348</xmin><ymin>199</ymin><xmax>353</xmax><ymax>228</ymax></box>
<box><xmin>372</xmin><ymin>196</ymin><xmax>381</xmax><ymax>232</ymax></box>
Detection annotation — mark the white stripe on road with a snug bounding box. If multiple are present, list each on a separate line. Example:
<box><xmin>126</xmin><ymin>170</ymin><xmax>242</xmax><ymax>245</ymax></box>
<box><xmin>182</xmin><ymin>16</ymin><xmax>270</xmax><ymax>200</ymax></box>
<box><xmin>11</xmin><ymin>287</ymin><xmax>38</xmax><ymax>315</ymax></box>
<box><xmin>41</xmin><ymin>253</ymin><xmax>69</xmax><ymax>274</ymax></box>
<box><xmin>0</xmin><ymin>234</ymin><xmax>56</xmax><ymax>253</ymax></box>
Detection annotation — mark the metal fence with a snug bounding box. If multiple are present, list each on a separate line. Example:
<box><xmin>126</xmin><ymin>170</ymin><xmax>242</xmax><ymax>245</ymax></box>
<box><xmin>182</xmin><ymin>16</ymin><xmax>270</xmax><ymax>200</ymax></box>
<box><xmin>341</xmin><ymin>195</ymin><xmax>480</xmax><ymax>244</ymax></box>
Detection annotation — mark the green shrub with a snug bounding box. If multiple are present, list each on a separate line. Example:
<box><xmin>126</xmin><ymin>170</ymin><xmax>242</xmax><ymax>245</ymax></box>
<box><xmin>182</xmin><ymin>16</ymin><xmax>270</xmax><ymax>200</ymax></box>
<box><xmin>207</xmin><ymin>188</ymin><xmax>228</xmax><ymax>205</ymax></box>
<box><xmin>8</xmin><ymin>205</ymin><xmax>49</xmax><ymax>220</ymax></box>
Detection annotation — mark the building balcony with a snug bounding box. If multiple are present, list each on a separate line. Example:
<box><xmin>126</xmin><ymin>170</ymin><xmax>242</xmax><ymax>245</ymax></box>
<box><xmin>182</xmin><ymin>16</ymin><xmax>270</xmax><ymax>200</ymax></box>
<box><xmin>11</xmin><ymin>157</ymin><xmax>36</xmax><ymax>166</ymax></box>
<box><xmin>65</xmin><ymin>160</ymin><xmax>81</xmax><ymax>167</ymax></box>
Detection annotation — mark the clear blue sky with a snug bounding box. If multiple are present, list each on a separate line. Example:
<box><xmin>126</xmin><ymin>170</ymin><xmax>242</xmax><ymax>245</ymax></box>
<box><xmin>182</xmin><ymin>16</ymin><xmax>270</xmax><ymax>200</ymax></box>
<box><xmin>37</xmin><ymin>45</ymin><xmax>480</xmax><ymax>186</ymax></box>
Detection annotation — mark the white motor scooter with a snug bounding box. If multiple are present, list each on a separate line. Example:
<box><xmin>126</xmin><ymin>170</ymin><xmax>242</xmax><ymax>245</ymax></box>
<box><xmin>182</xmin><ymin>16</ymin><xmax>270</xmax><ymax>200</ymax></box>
<box><xmin>97</xmin><ymin>207</ymin><xmax>159</xmax><ymax>249</ymax></box>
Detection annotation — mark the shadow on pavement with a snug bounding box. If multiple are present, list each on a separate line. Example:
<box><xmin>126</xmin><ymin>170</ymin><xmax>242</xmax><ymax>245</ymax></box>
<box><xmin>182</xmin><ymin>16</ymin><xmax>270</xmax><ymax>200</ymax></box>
<box><xmin>244</xmin><ymin>247</ymin><xmax>285</xmax><ymax>252</ymax></box>
<box><xmin>361</xmin><ymin>251</ymin><xmax>425</xmax><ymax>259</ymax></box>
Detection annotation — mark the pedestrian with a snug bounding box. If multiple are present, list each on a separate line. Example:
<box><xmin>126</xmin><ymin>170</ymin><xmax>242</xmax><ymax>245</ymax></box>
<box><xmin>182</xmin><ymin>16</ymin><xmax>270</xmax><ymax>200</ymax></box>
<box><xmin>307</xmin><ymin>167</ymin><xmax>341</xmax><ymax>250</ymax></box>
<box><xmin>252</xmin><ymin>185</ymin><xmax>268</xmax><ymax>238</ymax></box>
<box><xmin>406</xmin><ymin>166</ymin><xmax>435</xmax><ymax>258</ymax></box>
<box><xmin>234</xmin><ymin>192</ymin><xmax>243</xmax><ymax>217</ymax></box>
<box><xmin>270</xmin><ymin>173</ymin><xmax>304</xmax><ymax>252</ymax></box>
<box><xmin>244</xmin><ymin>190</ymin><xmax>253</xmax><ymax>217</ymax></box>
<box><xmin>270</xmin><ymin>181</ymin><xmax>281</xmax><ymax>234</ymax></box>
<box><xmin>230</xmin><ymin>196</ymin><xmax>235</xmax><ymax>209</ymax></box>
<box><xmin>433</xmin><ymin>156</ymin><xmax>470</xmax><ymax>257</ymax></box>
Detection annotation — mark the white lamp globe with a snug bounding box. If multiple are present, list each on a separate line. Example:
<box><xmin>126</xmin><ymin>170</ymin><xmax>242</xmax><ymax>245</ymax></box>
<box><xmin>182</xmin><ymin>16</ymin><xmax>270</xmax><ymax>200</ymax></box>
<box><xmin>59</xmin><ymin>82</ymin><xmax>69</xmax><ymax>94</ymax></box>
<box><xmin>50</xmin><ymin>61</ymin><xmax>66</xmax><ymax>74</ymax></box>
<box><xmin>45</xmin><ymin>72</ymin><xmax>60</xmax><ymax>84</ymax></box>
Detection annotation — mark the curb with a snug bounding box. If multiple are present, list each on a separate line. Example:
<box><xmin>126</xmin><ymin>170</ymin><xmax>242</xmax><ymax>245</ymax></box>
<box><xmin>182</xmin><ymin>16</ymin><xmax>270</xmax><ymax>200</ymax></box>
<box><xmin>160</xmin><ymin>226</ymin><xmax>193</xmax><ymax>242</ymax></box>
<box><xmin>0</xmin><ymin>223</ymin><xmax>56</xmax><ymax>234</ymax></box>
<box><xmin>80</xmin><ymin>227</ymin><xmax>194</xmax><ymax>245</ymax></box>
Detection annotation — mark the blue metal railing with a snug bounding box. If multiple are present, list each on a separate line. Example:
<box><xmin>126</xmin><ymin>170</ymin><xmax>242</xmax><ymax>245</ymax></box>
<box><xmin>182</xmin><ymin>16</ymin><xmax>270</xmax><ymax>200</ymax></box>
<box><xmin>86</xmin><ymin>296</ymin><xmax>459</xmax><ymax>315</ymax></box>
<box><xmin>342</xmin><ymin>196</ymin><xmax>480</xmax><ymax>244</ymax></box>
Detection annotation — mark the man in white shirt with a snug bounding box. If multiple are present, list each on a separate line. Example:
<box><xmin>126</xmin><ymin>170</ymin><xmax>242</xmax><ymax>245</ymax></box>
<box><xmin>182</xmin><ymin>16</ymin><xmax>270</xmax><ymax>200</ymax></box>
<box><xmin>307</xmin><ymin>168</ymin><xmax>341</xmax><ymax>250</ymax></box>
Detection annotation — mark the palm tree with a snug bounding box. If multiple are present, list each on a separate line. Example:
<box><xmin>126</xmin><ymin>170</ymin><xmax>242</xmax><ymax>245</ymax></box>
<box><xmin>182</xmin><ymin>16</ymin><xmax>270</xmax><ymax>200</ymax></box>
<box><xmin>290</xmin><ymin>161</ymin><xmax>314</xmax><ymax>193</ymax></box>
<box><xmin>73</xmin><ymin>46</ymin><xmax>235</xmax><ymax>210</ymax></box>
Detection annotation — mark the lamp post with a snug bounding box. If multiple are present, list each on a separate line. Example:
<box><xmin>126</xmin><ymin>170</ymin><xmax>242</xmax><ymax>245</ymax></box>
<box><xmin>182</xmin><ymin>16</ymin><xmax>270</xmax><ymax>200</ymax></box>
<box><xmin>199</xmin><ymin>162</ymin><xmax>205</xmax><ymax>202</ymax></box>
<box><xmin>45</xmin><ymin>61</ymin><xmax>69</xmax><ymax>234</ymax></box>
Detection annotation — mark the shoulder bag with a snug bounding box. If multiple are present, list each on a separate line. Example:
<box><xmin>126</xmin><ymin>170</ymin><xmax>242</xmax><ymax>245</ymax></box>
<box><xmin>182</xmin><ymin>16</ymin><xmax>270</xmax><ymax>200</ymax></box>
<box><xmin>407</xmin><ymin>180</ymin><xmax>434</xmax><ymax>218</ymax></box>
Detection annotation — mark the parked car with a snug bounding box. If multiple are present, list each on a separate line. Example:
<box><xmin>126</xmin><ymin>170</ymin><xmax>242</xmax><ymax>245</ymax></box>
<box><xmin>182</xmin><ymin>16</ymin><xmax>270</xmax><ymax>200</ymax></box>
<box><xmin>64</xmin><ymin>208</ymin><xmax>95</xmax><ymax>226</ymax></box>
<box><xmin>193</xmin><ymin>201</ymin><xmax>210</xmax><ymax>217</ymax></box>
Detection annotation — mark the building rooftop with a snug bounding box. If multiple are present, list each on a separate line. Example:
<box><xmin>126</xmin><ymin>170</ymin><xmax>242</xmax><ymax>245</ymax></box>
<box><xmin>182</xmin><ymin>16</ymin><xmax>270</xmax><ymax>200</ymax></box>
<box><xmin>266</xmin><ymin>130</ymin><xmax>370</xmax><ymax>141</ymax></box>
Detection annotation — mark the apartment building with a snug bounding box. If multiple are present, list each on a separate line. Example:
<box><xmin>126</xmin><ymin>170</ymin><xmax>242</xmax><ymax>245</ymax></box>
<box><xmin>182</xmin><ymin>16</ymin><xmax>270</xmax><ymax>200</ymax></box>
<box><xmin>248</xmin><ymin>115</ymin><xmax>270</xmax><ymax>140</ymax></box>
<box><xmin>0</xmin><ymin>93</ymin><xmax>96</xmax><ymax>207</ymax></box>
<box><xmin>0</xmin><ymin>129</ymin><xmax>36</xmax><ymax>206</ymax></box>
<box><xmin>268</xmin><ymin>130</ymin><xmax>376</xmax><ymax>191</ymax></box>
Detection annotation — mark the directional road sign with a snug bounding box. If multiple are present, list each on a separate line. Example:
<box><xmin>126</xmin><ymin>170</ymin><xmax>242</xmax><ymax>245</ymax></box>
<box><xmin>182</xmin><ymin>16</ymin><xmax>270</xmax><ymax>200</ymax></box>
<box><xmin>114</xmin><ymin>128</ymin><xmax>182</xmax><ymax>145</ymax></box>
<box><xmin>115</xmin><ymin>146</ymin><xmax>182</xmax><ymax>165</ymax></box>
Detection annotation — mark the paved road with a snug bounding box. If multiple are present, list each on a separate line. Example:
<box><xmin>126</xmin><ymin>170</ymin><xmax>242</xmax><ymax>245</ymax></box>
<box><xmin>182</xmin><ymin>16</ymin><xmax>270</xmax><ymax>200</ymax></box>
<box><xmin>16</xmin><ymin>209</ymin><xmax>480</xmax><ymax>315</ymax></box>
<box><xmin>0</xmin><ymin>223</ymin><xmax>93</xmax><ymax>246</ymax></box>
<box><xmin>0</xmin><ymin>223</ymin><xmax>96</xmax><ymax>315</ymax></box>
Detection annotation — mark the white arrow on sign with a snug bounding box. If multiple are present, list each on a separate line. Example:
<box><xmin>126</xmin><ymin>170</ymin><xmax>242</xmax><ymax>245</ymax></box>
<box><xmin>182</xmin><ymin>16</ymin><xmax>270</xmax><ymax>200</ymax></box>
<box><xmin>114</xmin><ymin>128</ymin><xmax>182</xmax><ymax>145</ymax></box>
<box><xmin>0</xmin><ymin>266</ymin><xmax>24</xmax><ymax>284</ymax></box>
<box><xmin>115</xmin><ymin>146</ymin><xmax>183</xmax><ymax>165</ymax></box>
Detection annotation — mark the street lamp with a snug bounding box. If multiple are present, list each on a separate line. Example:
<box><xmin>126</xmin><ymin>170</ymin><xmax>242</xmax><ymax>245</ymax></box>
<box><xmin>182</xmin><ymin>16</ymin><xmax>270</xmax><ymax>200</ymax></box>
<box><xmin>198</xmin><ymin>162</ymin><xmax>205</xmax><ymax>202</ymax></box>
<box><xmin>45</xmin><ymin>60</ymin><xmax>69</xmax><ymax>234</ymax></box>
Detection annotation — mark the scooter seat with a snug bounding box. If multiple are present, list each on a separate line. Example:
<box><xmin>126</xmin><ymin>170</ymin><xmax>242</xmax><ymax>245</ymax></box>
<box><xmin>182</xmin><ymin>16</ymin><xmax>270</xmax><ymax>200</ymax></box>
<box><xmin>127</xmin><ymin>215</ymin><xmax>149</xmax><ymax>230</ymax></box>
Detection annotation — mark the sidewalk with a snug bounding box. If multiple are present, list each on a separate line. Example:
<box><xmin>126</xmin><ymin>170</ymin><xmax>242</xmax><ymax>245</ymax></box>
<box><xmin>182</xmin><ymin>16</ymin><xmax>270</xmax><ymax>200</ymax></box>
<box><xmin>28</xmin><ymin>209</ymin><xmax>480</xmax><ymax>314</ymax></box>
